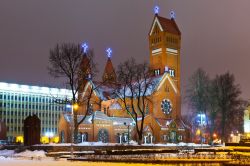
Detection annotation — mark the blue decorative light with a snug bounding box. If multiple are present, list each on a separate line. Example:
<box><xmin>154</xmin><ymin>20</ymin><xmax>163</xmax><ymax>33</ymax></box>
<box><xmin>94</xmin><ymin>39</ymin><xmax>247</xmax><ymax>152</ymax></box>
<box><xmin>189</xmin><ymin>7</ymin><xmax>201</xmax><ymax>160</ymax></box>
<box><xmin>164</xmin><ymin>66</ymin><xmax>169</xmax><ymax>72</ymax></box>
<box><xmin>154</xmin><ymin>6</ymin><xmax>160</xmax><ymax>14</ymax></box>
<box><xmin>66</xmin><ymin>104</ymin><xmax>72</xmax><ymax>109</ymax></box>
<box><xmin>106</xmin><ymin>48</ymin><xmax>112</xmax><ymax>58</ymax></box>
<box><xmin>170</xmin><ymin>10</ymin><xmax>176</xmax><ymax>19</ymax></box>
<box><xmin>81</xmin><ymin>42</ymin><xmax>88</xmax><ymax>53</ymax></box>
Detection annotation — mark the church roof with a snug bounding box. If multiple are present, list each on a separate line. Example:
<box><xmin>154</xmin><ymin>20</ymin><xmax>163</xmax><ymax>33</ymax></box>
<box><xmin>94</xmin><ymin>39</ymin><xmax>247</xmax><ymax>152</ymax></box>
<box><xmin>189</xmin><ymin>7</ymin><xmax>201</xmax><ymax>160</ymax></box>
<box><xmin>156</xmin><ymin>118</ymin><xmax>188</xmax><ymax>130</ymax></box>
<box><xmin>93</xmin><ymin>83</ymin><xmax>117</xmax><ymax>100</ymax></box>
<box><xmin>109</xmin><ymin>102</ymin><xmax>122</xmax><ymax>110</ymax></box>
<box><xmin>63</xmin><ymin>111</ymin><xmax>133</xmax><ymax>125</ymax></box>
<box><xmin>91</xmin><ymin>75</ymin><xmax>163</xmax><ymax>100</ymax></box>
<box><xmin>102</xmin><ymin>57</ymin><xmax>117</xmax><ymax>83</ymax></box>
<box><xmin>64</xmin><ymin>114</ymin><xmax>93</xmax><ymax>124</ymax></box>
<box><xmin>85</xmin><ymin>73</ymin><xmax>178</xmax><ymax>101</ymax></box>
<box><xmin>149</xmin><ymin>15</ymin><xmax>181</xmax><ymax>36</ymax></box>
<box><xmin>118</xmin><ymin>75</ymin><xmax>163</xmax><ymax>98</ymax></box>
<box><xmin>94</xmin><ymin>110</ymin><xmax>112</xmax><ymax>121</ymax></box>
<box><xmin>157</xmin><ymin>15</ymin><xmax>181</xmax><ymax>35</ymax></box>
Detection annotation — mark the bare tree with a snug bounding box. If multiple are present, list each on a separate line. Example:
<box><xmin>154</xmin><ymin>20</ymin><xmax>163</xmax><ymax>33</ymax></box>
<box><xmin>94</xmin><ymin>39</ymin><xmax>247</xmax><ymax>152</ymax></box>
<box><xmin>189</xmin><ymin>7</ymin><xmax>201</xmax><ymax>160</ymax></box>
<box><xmin>185</xmin><ymin>68</ymin><xmax>210</xmax><ymax>143</ymax></box>
<box><xmin>186</xmin><ymin>68</ymin><xmax>210</xmax><ymax>116</ymax></box>
<box><xmin>212</xmin><ymin>72</ymin><xmax>244</xmax><ymax>143</ymax></box>
<box><xmin>207</xmin><ymin>79</ymin><xmax>220</xmax><ymax>144</ymax></box>
<box><xmin>114</xmin><ymin>58</ymin><xmax>156</xmax><ymax>145</ymax></box>
<box><xmin>48</xmin><ymin>43</ymin><xmax>97</xmax><ymax>143</ymax></box>
<box><xmin>186</xmin><ymin>69</ymin><xmax>245</xmax><ymax>144</ymax></box>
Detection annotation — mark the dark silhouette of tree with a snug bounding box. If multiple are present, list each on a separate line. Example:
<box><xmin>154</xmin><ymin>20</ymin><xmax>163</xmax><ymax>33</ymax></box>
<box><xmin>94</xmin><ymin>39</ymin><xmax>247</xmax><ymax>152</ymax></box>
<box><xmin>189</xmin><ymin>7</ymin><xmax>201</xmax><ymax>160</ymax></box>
<box><xmin>186</xmin><ymin>68</ymin><xmax>245</xmax><ymax>144</ymax></box>
<box><xmin>114</xmin><ymin>58</ymin><xmax>156</xmax><ymax>145</ymax></box>
<box><xmin>207</xmin><ymin>79</ymin><xmax>220</xmax><ymax>144</ymax></box>
<box><xmin>186</xmin><ymin>68</ymin><xmax>210</xmax><ymax>143</ymax></box>
<box><xmin>213</xmin><ymin>72</ymin><xmax>244</xmax><ymax>143</ymax></box>
<box><xmin>48</xmin><ymin>43</ymin><xmax>97</xmax><ymax>143</ymax></box>
<box><xmin>186</xmin><ymin>68</ymin><xmax>210</xmax><ymax>116</ymax></box>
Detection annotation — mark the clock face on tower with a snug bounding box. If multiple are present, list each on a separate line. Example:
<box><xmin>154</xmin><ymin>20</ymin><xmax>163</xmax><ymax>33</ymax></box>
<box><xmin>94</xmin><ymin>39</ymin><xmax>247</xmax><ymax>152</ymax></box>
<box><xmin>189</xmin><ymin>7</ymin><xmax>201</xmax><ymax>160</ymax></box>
<box><xmin>161</xmin><ymin>99</ymin><xmax>172</xmax><ymax>115</ymax></box>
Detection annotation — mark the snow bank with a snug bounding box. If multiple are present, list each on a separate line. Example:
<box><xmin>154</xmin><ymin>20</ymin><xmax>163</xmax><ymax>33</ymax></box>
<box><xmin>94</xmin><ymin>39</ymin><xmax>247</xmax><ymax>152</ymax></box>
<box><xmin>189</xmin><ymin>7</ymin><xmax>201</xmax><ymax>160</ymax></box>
<box><xmin>14</xmin><ymin>150</ymin><xmax>46</xmax><ymax>158</ymax></box>
<box><xmin>0</xmin><ymin>150</ymin><xmax>15</xmax><ymax>157</ymax></box>
<box><xmin>34</xmin><ymin>142</ymin><xmax>210</xmax><ymax>147</ymax></box>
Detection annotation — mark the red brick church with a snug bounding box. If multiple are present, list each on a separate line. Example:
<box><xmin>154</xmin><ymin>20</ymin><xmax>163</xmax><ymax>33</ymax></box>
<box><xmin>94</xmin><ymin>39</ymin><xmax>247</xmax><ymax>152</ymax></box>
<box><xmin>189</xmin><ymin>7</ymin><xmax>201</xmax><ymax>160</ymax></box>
<box><xmin>58</xmin><ymin>9</ymin><xmax>190</xmax><ymax>144</ymax></box>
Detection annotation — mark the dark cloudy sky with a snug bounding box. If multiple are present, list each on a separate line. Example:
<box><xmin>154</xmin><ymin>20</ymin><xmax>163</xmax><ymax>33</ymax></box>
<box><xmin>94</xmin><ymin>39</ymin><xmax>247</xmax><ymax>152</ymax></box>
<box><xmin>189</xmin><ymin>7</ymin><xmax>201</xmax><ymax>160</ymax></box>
<box><xmin>0</xmin><ymin>0</ymin><xmax>250</xmax><ymax>101</ymax></box>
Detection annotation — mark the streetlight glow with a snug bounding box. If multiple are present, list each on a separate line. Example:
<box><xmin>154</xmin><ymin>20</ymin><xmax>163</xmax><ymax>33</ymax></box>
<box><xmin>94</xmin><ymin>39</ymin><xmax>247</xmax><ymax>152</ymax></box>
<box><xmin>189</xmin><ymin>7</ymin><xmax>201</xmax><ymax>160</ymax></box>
<box><xmin>73</xmin><ymin>103</ymin><xmax>79</xmax><ymax>110</ymax></box>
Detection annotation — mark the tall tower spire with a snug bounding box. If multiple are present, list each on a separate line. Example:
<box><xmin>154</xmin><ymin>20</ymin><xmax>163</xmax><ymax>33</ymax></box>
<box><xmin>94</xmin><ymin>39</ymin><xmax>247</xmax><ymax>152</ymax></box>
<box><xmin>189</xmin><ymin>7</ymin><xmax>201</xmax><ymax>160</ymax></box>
<box><xmin>148</xmin><ymin>10</ymin><xmax>181</xmax><ymax>118</ymax></box>
<box><xmin>102</xmin><ymin>48</ymin><xmax>117</xmax><ymax>84</ymax></box>
<box><xmin>80</xmin><ymin>42</ymin><xmax>91</xmax><ymax>80</ymax></box>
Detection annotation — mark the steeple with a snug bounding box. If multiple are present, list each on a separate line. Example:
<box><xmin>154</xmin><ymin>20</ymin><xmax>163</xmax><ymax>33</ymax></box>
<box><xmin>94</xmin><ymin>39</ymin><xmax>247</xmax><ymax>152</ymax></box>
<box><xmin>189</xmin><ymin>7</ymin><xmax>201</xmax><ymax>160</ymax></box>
<box><xmin>102</xmin><ymin>48</ymin><xmax>116</xmax><ymax>83</ymax></box>
<box><xmin>80</xmin><ymin>42</ymin><xmax>91</xmax><ymax>80</ymax></box>
<box><xmin>80</xmin><ymin>53</ymin><xmax>91</xmax><ymax>79</ymax></box>
<box><xmin>79</xmin><ymin>43</ymin><xmax>91</xmax><ymax>98</ymax></box>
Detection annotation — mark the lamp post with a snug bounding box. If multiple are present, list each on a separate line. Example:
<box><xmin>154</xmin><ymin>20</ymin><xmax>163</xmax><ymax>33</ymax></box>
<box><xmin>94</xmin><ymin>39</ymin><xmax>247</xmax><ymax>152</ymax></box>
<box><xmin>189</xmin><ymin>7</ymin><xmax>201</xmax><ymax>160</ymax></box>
<box><xmin>68</xmin><ymin>103</ymin><xmax>78</xmax><ymax>159</ymax></box>
<box><xmin>124</xmin><ymin>122</ymin><xmax>135</xmax><ymax>145</ymax></box>
<box><xmin>197</xmin><ymin>113</ymin><xmax>206</xmax><ymax>148</ymax></box>
<box><xmin>124</xmin><ymin>122</ymin><xmax>130</xmax><ymax>145</ymax></box>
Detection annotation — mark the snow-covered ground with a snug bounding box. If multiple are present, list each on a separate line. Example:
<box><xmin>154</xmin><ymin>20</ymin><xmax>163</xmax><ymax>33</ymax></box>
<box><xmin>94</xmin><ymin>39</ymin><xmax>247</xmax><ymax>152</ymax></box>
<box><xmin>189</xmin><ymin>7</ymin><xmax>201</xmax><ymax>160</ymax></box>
<box><xmin>0</xmin><ymin>146</ymin><xmax>239</xmax><ymax>166</ymax></box>
<box><xmin>0</xmin><ymin>143</ymin><xmax>229</xmax><ymax>166</ymax></box>
<box><xmin>0</xmin><ymin>150</ymin><xmax>46</xmax><ymax>158</ymax></box>
<box><xmin>0</xmin><ymin>158</ymin><xmax>156</xmax><ymax>166</ymax></box>
<box><xmin>0</xmin><ymin>150</ymin><xmax>157</xmax><ymax>166</ymax></box>
<box><xmin>34</xmin><ymin>141</ymin><xmax>210</xmax><ymax>147</ymax></box>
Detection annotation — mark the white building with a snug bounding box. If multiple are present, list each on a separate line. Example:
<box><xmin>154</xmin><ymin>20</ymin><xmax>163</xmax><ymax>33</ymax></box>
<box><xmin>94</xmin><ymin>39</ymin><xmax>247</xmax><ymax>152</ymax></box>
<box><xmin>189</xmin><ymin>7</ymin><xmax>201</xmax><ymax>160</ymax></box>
<box><xmin>0</xmin><ymin>82</ymin><xmax>72</xmax><ymax>142</ymax></box>
<box><xmin>244</xmin><ymin>108</ymin><xmax>250</xmax><ymax>134</ymax></box>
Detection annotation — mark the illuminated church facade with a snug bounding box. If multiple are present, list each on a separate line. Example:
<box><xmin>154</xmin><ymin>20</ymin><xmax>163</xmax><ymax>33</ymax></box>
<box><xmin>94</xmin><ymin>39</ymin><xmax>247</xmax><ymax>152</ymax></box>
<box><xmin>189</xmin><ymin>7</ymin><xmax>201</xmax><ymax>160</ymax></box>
<box><xmin>58</xmin><ymin>9</ymin><xmax>190</xmax><ymax>144</ymax></box>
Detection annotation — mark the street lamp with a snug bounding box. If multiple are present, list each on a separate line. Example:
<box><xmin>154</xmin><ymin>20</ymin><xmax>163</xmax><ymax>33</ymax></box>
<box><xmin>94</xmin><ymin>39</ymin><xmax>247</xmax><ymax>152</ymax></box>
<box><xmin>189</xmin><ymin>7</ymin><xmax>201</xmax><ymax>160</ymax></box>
<box><xmin>197</xmin><ymin>113</ymin><xmax>206</xmax><ymax>147</ymax></box>
<box><xmin>124</xmin><ymin>122</ymin><xmax>130</xmax><ymax>145</ymax></box>
<box><xmin>212</xmin><ymin>133</ymin><xmax>217</xmax><ymax>146</ymax></box>
<box><xmin>68</xmin><ymin>103</ymin><xmax>78</xmax><ymax>159</ymax></box>
<box><xmin>124</xmin><ymin>122</ymin><xmax>135</xmax><ymax>145</ymax></box>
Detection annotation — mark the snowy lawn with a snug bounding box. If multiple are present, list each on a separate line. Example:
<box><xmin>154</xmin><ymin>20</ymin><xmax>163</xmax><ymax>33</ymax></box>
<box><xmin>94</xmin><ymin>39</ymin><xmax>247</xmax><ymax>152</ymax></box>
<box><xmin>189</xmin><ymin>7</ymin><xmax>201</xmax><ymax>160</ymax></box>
<box><xmin>34</xmin><ymin>141</ymin><xmax>210</xmax><ymax>147</ymax></box>
<box><xmin>0</xmin><ymin>149</ymin><xmax>46</xmax><ymax>159</ymax></box>
<box><xmin>0</xmin><ymin>158</ymin><xmax>161</xmax><ymax>166</ymax></box>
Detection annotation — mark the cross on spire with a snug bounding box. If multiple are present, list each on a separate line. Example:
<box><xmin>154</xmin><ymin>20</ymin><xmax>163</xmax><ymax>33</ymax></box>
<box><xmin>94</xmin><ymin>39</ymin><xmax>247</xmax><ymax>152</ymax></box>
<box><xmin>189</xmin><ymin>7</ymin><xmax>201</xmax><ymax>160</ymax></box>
<box><xmin>170</xmin><ymin>10</ymin><xmax>176</xmax><ymax>19</ymax></box>
<box><xmin>106</xmin><ymin>48</ymin><xmax>112</xmax><ymax>58</ymax></box>
<box><xmin>154</xmin><ymin>6</ymin><xmax>160</xmax><ymax>15</ymax></box>
<box><xmin>81</xmin><ymin>42</ymin><xmax>88</xmax><ymax>53</ymax></box>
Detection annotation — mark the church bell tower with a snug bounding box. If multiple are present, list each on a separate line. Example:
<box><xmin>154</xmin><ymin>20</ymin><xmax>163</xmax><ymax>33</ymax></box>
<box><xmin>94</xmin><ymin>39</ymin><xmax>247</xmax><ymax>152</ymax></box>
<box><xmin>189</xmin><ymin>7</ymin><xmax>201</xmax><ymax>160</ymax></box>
<box><xmin>149</xmin><ymin>8</ymin><xmax>181</xmax><ymax>90</ymax></box>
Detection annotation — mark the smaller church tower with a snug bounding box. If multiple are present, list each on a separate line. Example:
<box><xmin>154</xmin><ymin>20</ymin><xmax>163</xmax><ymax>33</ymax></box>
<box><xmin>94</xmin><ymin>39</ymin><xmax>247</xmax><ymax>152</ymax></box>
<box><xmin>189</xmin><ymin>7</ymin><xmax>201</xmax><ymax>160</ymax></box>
<box><xmin>78</xmin><ymin>43</ymin><xmax>92</xmax><ymax>106</ymax></box>
<box><xmin>80</xmin><ymin>43</ymin><xmax>92</xmax><ymax>82</ymax></box>
<box><xmin>102</xmin><ymin>48</ymin><xmax>117</xmax><ymax>84</ymax></box>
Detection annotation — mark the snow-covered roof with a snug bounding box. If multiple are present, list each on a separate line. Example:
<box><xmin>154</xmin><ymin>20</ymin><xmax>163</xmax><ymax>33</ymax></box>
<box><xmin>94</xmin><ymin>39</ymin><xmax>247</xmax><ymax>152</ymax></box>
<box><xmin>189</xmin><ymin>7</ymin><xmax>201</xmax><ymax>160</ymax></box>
<box><xmin>155</xmin><ymin>118</ymin><xmax>188</xmax><ymax>130</ymax></box>
<box><xmin>82</xmin><ymin>73</ymin><xmax>178</xmax><ymax>101</ymax></box>
<box><xmin>115</xmin><ymin>75</ymin><xmax>163</xmax><ymax>98</ymax></box>
<box><xmin>93</xmin><ymin>111</ymin><xmax>112</xmax><ymax>121</ymax></box>
<box><xmin>87</xmin><ymin>82</ymin><xmax>117</xmax><ymax>101</ymax></box>
<box><xmin>63</xmin><ymin>111</ymin><xmax>134</xmax><ymax>125</ymax></box>
<box><xmin>109</xmin><ymin>102</ymin><xmax>122</xmax><ymax>110</ymax></box>
<box><xmin>64</xmin><ymin>114</ymin><xmax>92</xmax><ymax>124</ymax></box>
<box><xmin>112</xmin><ymin>117</ymin><xmax>134</xmax><ymax>126</ymax></box>
<box><xmin>156</xmin><ymin>118</ymin><xmax>173</xmax><ymax>128</ymax></box>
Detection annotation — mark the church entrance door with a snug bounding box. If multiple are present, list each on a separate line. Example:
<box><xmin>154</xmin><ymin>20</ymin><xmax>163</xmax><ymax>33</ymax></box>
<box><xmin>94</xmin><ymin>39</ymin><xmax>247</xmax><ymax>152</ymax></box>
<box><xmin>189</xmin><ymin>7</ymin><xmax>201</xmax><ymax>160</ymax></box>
<box><xmin>98</xmin><ymin>129</ymin><xmax>109</xmax><ymax>143</ymax></box>
<box><xmin>170</xmin><ymin>131</ymin><xmax>177</xmax><ymax>143</ymax></box>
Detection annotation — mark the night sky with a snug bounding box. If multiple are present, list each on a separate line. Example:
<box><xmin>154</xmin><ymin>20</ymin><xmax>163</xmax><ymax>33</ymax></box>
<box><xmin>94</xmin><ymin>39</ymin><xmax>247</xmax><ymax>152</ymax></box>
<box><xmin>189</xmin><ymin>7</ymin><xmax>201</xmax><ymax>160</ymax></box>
<box><xmin>0</xmin><ymin>0</ymin><xmax>250</xmax><ymax>102</ymax></box>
